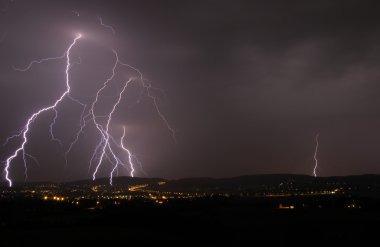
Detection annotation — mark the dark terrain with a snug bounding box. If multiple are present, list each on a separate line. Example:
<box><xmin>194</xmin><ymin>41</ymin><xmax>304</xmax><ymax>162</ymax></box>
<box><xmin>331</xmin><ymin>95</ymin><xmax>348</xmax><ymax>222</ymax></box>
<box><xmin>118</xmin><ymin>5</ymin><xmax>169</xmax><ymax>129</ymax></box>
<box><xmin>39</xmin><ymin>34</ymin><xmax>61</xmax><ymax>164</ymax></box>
<box><xmin>1</xmin><ymin>174</ymin><xmax>380</xmax><ymax>246</ymax></box>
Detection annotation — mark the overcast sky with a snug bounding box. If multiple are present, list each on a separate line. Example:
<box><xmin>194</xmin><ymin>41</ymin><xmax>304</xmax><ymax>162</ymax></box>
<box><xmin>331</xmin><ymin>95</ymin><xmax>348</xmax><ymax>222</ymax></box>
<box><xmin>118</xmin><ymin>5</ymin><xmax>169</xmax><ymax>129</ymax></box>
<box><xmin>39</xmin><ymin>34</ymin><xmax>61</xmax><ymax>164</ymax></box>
<box><xmin>1</xmin><ymin>0</ymin><xmax>380</xmax><ymax>182</ymax></box>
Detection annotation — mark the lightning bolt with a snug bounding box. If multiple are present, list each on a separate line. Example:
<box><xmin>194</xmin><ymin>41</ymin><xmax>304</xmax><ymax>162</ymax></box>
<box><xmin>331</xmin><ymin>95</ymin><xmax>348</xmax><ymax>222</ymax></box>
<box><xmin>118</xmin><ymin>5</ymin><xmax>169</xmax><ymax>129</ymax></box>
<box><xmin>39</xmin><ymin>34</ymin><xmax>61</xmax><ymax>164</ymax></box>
<box><xmin>2</xmin><ymin>34</ymin><xmax>82</xmax><ymax>187</ymax></box>
<box><xmin>109</xmin><ymin>126</ymin><xmax>136</xmax><ymax>186</ymax></box>
<box><xmin>12</xmin><ymin>53</ymin><xmax>83</xmax><ymax>146</ymax></box>
<box><xmin>313</xmin><ymin>133</ymin><xmax>319</xmax><ymax>177</ymax></box>
<box><xmin>61</xmin><ymin>47</ymin><xmax>174</xmax><ymax>184</ymax></box>
<box><xmin>3</xmin><ymin>18</ymin><xmax>176</xmax><ymax>187</ymax></box>
<box><xmin>87</xmin><ymin>50</ymin><xmax>176</xmax><ymax>182</ymax></box>
<box><xmin>120</xmin><ymin>126</ymin><xmax>135</xmax><ymax>178</ymax></box>
<box><xmin>91</xmin><ymin>76</ymin><xmax>134</xmax><ymax>181</ymax></box>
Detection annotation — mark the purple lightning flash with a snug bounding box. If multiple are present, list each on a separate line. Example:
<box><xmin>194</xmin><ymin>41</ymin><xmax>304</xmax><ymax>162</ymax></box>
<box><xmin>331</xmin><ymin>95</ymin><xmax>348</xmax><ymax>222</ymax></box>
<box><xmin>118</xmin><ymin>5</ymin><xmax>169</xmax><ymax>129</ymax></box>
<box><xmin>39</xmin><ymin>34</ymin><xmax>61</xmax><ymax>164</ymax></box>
<box><xmin>62</xmin><ymin>48</ymin><xmax>175</xmax><ymax>184</ymax></box>
<box><xmin>3</xmin><ymin>29</ymin><xmax>176</xmax><ymax>187</ymax></box>
<box><xmin>3</xmin><ymin>34</ymin><xmax>82</xmax><ymax>187</ymax></box>
<box><xmin>313</xmin><ymin>133</ymin><xmax>319</xmax><ymax>177</ymax></box>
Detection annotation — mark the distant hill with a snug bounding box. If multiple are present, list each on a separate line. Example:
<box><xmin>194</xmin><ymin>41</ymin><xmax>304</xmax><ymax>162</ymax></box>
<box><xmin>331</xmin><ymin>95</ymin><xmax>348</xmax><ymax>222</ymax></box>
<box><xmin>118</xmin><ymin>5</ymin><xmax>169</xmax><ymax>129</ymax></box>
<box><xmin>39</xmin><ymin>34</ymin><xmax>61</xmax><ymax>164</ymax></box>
<box><xmin>4</xmin><ymin>174</ymin><xmax>380</xmax><ymax>195</ymax></box>
<box><xmin>157</xmin><ymin>174</ymin><xmax>380</xmax><ymax>193</ymax></box>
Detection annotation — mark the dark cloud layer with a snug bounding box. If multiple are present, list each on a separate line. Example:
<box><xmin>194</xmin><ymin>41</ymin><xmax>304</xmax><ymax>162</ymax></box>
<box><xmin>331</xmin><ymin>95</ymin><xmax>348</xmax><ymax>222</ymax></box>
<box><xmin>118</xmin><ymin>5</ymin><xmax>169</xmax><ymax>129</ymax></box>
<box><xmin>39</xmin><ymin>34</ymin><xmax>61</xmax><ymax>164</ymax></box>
<box><xmin>1</xmin><ymin>0</ymin><xmax>380</xmax><ymax>182</ymax></box>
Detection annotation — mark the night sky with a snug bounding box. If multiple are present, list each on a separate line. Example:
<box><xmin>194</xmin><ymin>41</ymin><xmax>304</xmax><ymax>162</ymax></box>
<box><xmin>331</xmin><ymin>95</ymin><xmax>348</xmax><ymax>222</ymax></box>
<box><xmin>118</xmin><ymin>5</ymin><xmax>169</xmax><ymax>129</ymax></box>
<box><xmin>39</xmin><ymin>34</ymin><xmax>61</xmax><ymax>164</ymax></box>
<box><xmin>1</xmin><ymin>0</ymin><xmax>380</xmax><ymax>182</ymax></box>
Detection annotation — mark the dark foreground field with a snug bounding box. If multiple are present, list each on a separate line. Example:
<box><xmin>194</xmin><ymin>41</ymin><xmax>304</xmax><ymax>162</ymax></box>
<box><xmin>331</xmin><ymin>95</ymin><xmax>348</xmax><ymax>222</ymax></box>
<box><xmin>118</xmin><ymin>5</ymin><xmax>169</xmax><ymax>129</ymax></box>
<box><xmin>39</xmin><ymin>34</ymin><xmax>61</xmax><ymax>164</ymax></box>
<box><xmin>1</xmin><ymin>198</ymin><xmax>379</xmax><ymax>246</ymax></box>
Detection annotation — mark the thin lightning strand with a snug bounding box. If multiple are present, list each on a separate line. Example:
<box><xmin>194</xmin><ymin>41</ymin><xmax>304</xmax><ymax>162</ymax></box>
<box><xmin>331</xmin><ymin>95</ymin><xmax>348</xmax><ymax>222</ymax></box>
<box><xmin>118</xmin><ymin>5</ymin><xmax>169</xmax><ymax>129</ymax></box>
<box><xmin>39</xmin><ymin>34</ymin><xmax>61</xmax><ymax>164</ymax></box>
<box><xmin>49</xmin><ymin>109</ymin><xmax>62</xmax><ymax>145</ymax></box>
<box><xmin>24</xmin><ymin>153</ymin><xmax>39</xmax><ymax>166</ymax></box>
<box><xmin>3</xmin><ymin>34</ymin><xmax>81</xmax><ymax>187</ymax></box>
<box><xmin>86</xmin><ymin>50</ymin><xmax>119</xmax><ymax>175</ymax></box>
<box><xmin>92</xmin><ymin>77</ymin><xmax>134</xmax><ymax>180</ymax></box>
<box><xmin>64</xmin><ymin>105</ymin><xmax>89</xmax><ymax>166</ymax></box>
<box><xmin>98</xmin><ymin>16</ymin><xmax>115</xmax><ymax>35</ymax></box>
<box><xmin>49</xmin><ymin>74</ymin><xmax>87</xmax><ymax>147</ymax></box>
<box><xmin>88</xmin><ymin>137</ymin><xmax>104</xmax><ymax>172</ymax></box>
<box><xmin>19</xmin><ymin>152</ymin><xmax>40</xmax><ymax>181</ymax></box>
<box><xmin>134</xmin><ymin>156</ymin><xmax>147</xmax><ymax>176</ymax></box>
<box><xmin>2</xmin><ymin>129</ymin><xmax>24</xmax><ymax>147</ymax></box>
<box><xmin>87</xmin><ymin>49</ymin><xmax>175</xmax><ymax>183</ymax></box>
<box><xmin>109</xmin><ymin>132</ymin><xmax>143</xmax><ymax>176</ymax></box>
<box><xmin>12</xmin><ymin>53</ymin><xmax>66</xmax><ymax>71</ymax></box>
<box><xmin>120</xmin><ymin>126</ymin><xmax>135</xmax><ymax>178</ymax></box>
<box><xmin>109</xmin><ymin>126</ymin><xmax>136</xmax><ymax>185</ymax></box>
<box><xmin>12</xmin><ymin>53</ymin><xmax>71</xmax><ymax>145</ymax></box>
<box><xmin>117</xmin><ymin>59</ymin><xmax>177</xmax><ymax>143</ymax></box>
<box><xmin>21</xmin><ymin>152</ymin><xmax>39</xmax><ymax>181</ymax></box>
<box><xmin>147</xmin><ymin>88</ymin><xmax>177</xmax><ymax>143</ymax></box>
<box><xmin>313</xmin><ymin>133</ymin><xmax>319</xmax><ymax>177</ymax></box>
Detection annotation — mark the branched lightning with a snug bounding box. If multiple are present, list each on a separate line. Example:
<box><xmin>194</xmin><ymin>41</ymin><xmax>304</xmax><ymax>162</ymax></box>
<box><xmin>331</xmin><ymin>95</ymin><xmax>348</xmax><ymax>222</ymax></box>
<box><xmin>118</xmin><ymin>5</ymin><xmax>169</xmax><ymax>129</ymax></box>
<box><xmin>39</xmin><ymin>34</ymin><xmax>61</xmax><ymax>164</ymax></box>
<box><xmin>3</xmin><ymin>18</ymin><xmax>176</xmax><ymax>187</ymax></box>
<box><xmin>92</xmin><ymin>76</ymin><xmax>134</xmax><ymax>181</ymax></box>
<box><xmin>2</xmin><ymin>34</ymin><xmax>82</xmax><ymax>187</ymax></box>
<box><xmin>62</xmin><ymin>48</ymin><xmax>175</xmax><ymax>184</ymax></box>
<box><xmin>313</xmin><ymin>133</ymin><xmax>319</xmax><ymax>177</ymax></box>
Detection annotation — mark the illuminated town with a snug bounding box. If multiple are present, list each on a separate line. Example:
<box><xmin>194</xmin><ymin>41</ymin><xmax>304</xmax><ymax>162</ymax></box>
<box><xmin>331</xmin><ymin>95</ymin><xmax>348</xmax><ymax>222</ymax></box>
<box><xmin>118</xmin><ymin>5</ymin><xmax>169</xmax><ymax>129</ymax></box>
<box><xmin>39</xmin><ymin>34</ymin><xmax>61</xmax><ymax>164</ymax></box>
<box><xmin>1</xmin><ymin>175</ymin><xmax>379</xmax><ymax>210</ymax></box>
